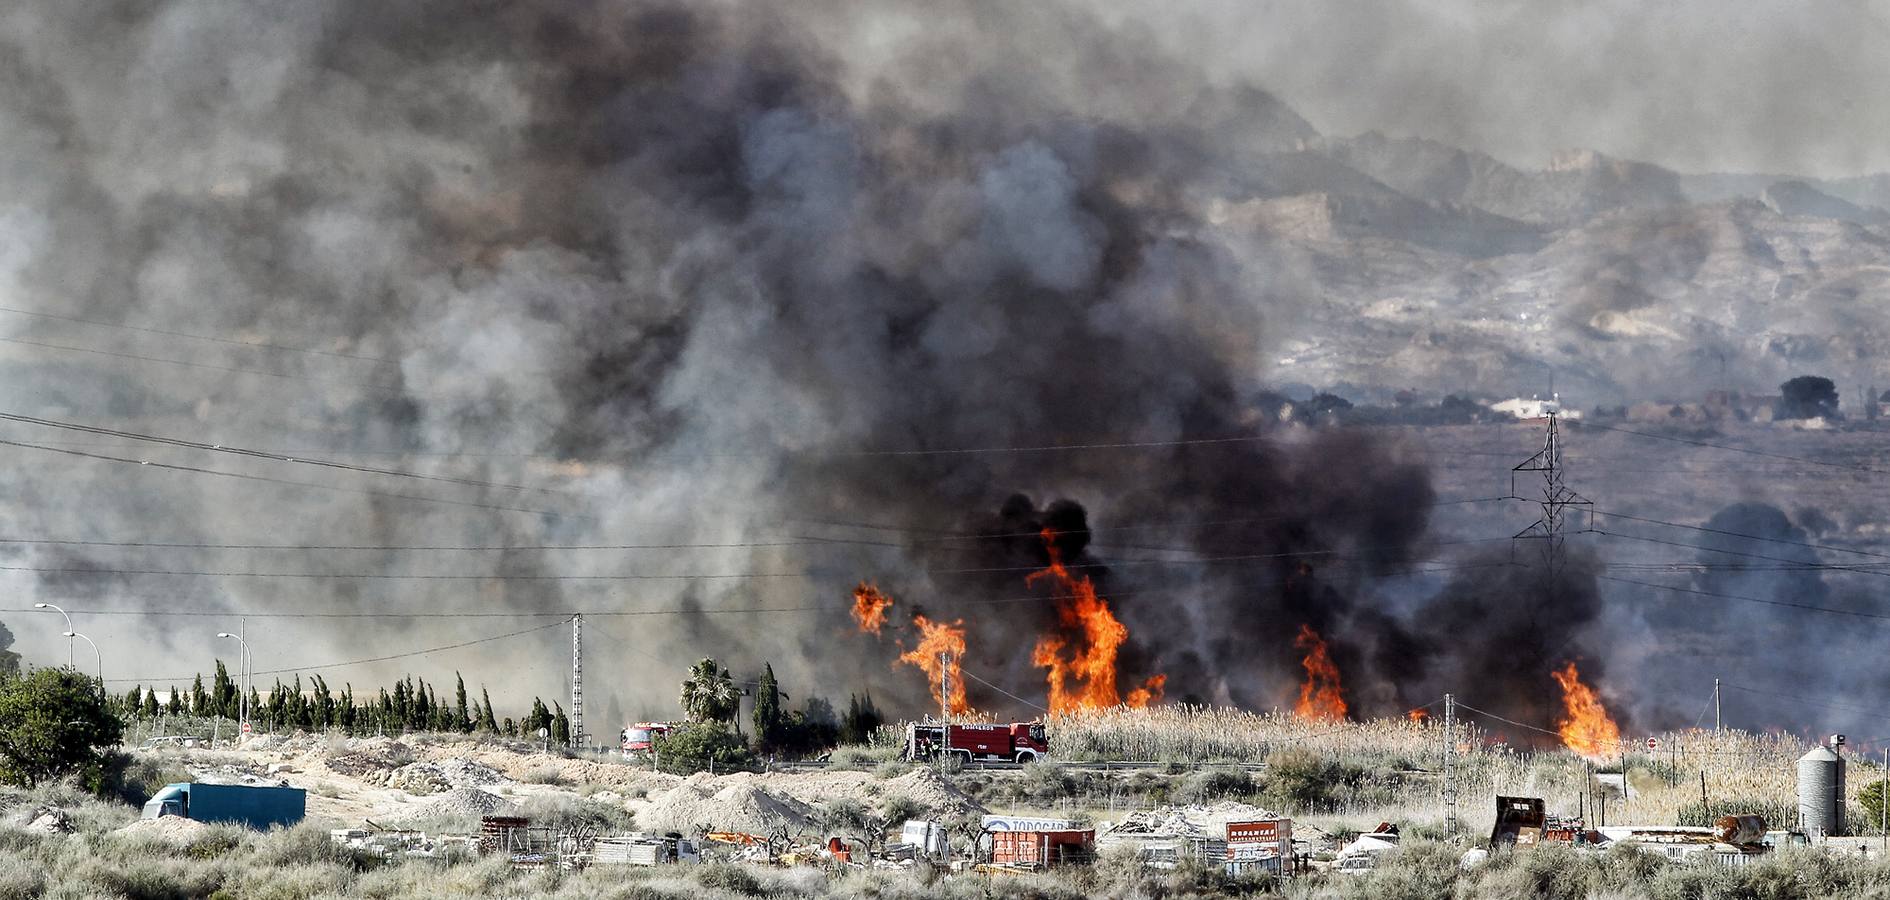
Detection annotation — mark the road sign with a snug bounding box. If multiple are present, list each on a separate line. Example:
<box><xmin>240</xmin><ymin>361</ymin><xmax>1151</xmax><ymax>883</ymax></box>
<box><xmin>1645</xmin><ymin>737</ymin><xmax>1658</xmax><ymax>751</ymax></box>
<box><xmin>242</xmin><ymin>722</ymin><xmax>252</xmax><ymax>735</ymax></box>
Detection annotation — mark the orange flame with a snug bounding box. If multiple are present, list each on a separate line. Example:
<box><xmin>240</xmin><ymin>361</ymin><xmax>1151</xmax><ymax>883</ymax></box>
<box><xmin>1551</xmin><ymin>661</ymin><xmax>1621</xmax><ymax>759</ymax></box>
<box><xmin>898</xmin><ymin>614</ymin><xmax>969</xmax><ymax>714</ymax></box>
<box><xmin>851</xmin><ymin>582</ymin><xmax>893</xmax><ymax>635</ymax></box>
<box><xmin>1027</xmin><ymin>529</ymin><xmax>1164</xmax><ymax>713</ymax></box>
<box><xmin>1408</xmin><ymin>708</ymin><xmax>1429</xmax><ymax>722</ymax></box>
<box><xmin>1292</xmin><ymin>624</ymin><xmax>1348</xmax><ymax>722</ymax></box>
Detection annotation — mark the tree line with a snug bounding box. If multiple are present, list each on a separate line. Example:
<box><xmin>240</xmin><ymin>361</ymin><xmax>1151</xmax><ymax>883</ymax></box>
<box><xmin>115</xmin><ymin>662</ymin><xmax>574</xmax><ymax>742</ymax></box>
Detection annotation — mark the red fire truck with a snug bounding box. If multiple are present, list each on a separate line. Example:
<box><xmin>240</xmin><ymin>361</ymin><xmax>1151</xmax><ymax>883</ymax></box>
<box><xmin>905</xmin><ymin>722</ymin><xmax>1049</xmax><ymax>763</ymax></box>
<box><xmin>619</xmin><ymin>722</ymin><xmax>673</xmax><ymax>757</ymax></box>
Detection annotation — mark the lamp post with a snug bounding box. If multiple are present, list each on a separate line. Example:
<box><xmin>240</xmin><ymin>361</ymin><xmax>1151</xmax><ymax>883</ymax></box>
<box><xmin>216</xmin><ymin>632</ymin><xmax>251</xmax><ymax>738</ymax></box>
<box><xmin>33</xmin><ymin>603</ymin><xmax>72</xmax><ymax>667</ymax></box>
<box><xmin>64</xmin><ymin>631</ymin><xmax>101</xmax><ymax>694</ymax></box>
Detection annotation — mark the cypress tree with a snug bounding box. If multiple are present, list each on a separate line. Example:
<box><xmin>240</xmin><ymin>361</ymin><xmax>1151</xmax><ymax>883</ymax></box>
<box><xmin>753</xmin><ymin>663</ymin><xmax>783</xmax><ymax>752</ymax></box>
<box><xmin>480</xmin><ymin>687</ymin><xmax>499</xmax><ymax>732</ymax></box>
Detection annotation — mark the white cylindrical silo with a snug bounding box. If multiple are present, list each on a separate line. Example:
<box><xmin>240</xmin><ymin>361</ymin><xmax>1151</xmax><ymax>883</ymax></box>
<box><xmin>1798</xmin><ymin>746</ymin><xmax>1843</xmax><ymax>837</ymax></box>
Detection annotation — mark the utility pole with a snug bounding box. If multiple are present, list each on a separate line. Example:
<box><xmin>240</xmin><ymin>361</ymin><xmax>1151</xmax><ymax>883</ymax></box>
<box><xmin>241</xmin><ymin>618</ymin><xmax>249</xmax><ymax>738</ymax></box>
<box><xmin>939</xmin><ymin>651</ymin><xmax>951</xmax><ymax>725</ymax></box>
<box><xmin>571</xmin><ymin>614</ymin><xmax>584</xmax><ymax>751</ymax></box>
<box><xmin>1714</xmin><ymin>678</ymin><xmax>1722</xmax><ymax>733</ymax></box>
<box><xmin>939</xmin><ymin>650</ymin><xmax>952</xmax><ymax>773</ymax></box>
<box><xmin>1442</xmin><ymin>693</ymin><xmax>1457</xmax><ymax>837</ymax></box>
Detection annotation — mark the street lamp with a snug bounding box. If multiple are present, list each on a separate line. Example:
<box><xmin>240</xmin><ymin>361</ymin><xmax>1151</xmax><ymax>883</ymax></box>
<box><xmin>216</xmin><ymin>632</ymin><xmax>251</xmax><ymax>738</ymax></box>
<box><xmin>33</xmin><ymin>603</ymin><xmax>72</xmax><ymax>667</ymax></box>
<box><xmin>64</xmin><ymin>631</ymin><xmax>101</xmax><ymax>693</ymax></box>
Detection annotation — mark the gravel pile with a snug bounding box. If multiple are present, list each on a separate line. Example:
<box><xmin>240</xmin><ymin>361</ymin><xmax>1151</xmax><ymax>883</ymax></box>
<box><xmin>387</xmin><ymin>787</ymin><xmax>514</xmax><ymax>824</ymax></box>
<box><xmin>387</xmin><ymin>758</ymin><xmax>507</xmax><ymax>795</ymax></box>
<box><xmin>638</xmin><ymin>773</ymin><xmax>816</xmax><ymax>835</ymax></box>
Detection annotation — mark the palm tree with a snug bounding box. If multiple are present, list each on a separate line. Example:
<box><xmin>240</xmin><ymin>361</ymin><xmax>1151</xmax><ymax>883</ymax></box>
<box><xmin>680</xmin><ymin>658</ymin><xmax>739</xmax><ymax>723</ymax></box>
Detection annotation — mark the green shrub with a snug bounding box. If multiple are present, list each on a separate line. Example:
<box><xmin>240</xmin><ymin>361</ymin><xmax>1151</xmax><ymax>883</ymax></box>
<box><xmin>652</xmin><ymin>723</ymin><xmax>755</xmax><ymax>774</ymax></box>
<box><xmin>98</xmin><ymin>752</ymin><xmax>191</xmax><ymax>806</ymax></box>
<box><xmin>515</xmin><ymin>794</ymin><xmax>636</xmax><ymax>833</ymax></box>
<box><xmin>1175</xmin><ymin>766</ymin><xmax>1254</xmax><ymax>803</ymax></box>
<box><xmin>1261</xmin><ymin>747</ymin><xmax>1367</xmax><ymax>812</ymax></box>
<box><xmin>878</xmin><ymin>793</ymin><xmax>925</xmax><ymax>825</ymax></box>
<box><xmin>696</xmin><ymin>863</ymin><xmax>763</xmax><ymax>896</ymax></box>
<box><xmin>828</xmin><ymin>744</ymin><xmax>897</xmax><ymax>771</ymax></box>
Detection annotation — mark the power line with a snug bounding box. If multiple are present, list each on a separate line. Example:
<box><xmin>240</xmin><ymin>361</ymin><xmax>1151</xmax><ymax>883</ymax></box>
<box><xmin>1594</xmin><ymin>530</ymin><xmax>1890</xmax><ymax>577</ymax></box>
<box><xmin>103</xmin><ymin>618</ymin><xmax>571</xmax><ymax>684</ymax></box>
<box><xmin>0</xmin><ymin>496</ymin><xmax>1515</xmax><ymax>555</ymax></box>
<box><xmin>1593</xmin><ymin>509</ymin><xmax>1890</xmax><ymax>562</ymax></box>
<box><xmin>802</xmin><ymin>496</ymin><xmax>1520</xmax><ymax>544</ymax></box>
<box><xmin>1572</xmin><ymin>421</ymin><xmax>1881</xmax><ymax>476</ymax></box>
<box><xmin>1598</xmin><ymin>574</ymin><xmax>1890</xmax><ymax>622</ymax></box>
<box><xmin>957</xmin><ymin>667</ymin><xmax>1051</xmax><ymax>714</ymax></box>
<box><xmin>1450</xmin><ymin>700</ymin><xmax>1621</xmax><ymax>753</ymax></box>
<box><xmin>0</xmin><ymin>334</ymin><xmax>394</xmax><ymax>390</ymax></box>
<box><xmin>0</xmin><ymin>436</ymin><xmax>579</xmax><ymax>519</ymax></box>
<box><xmin>0</xmin><ymin>560</ymin><xmax>1512</xmax><ymax>621</ymax></box>
<box><xmin>1719</xmin><ymin>683</ymin><xmax>1890</xmax><ymax>721</ymax></box>
<box><xmin>0</xmin><ymin>411</ymin><xmax>568</xmax><ymax>496</ymax></box>
<box><xmin>0</xmin><ymin>536</ymin><xmax>1518</xmax><ymax>581</ymax></box>
<box><xmin>0</xmin><ymin>303</ymin><xmax>395</xmax><ymax>364</ymax></box>
<box><xmin>0</xmin><ymin>535</ymin><xmax>902</xmax><ymax>552</ymax></box>
<box><xmin>0</xmin><ymin>605</ymin><xmax>567</xmax><ymax>619</ymax></box>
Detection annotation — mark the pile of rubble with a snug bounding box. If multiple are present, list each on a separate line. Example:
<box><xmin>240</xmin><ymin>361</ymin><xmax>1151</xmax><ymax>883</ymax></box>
<box><xmin>330</xmin><ymin>827</ymin><xmax>480</xmax><ymax>859</ymax></box>
<box><xmin>323</xmin><ymin>738</ymin><xmax>415</xmax><ymax>779</ymax></box>
<box><xmin>385</xmin><ymin>758</ymin><xmax>508</xmax><ymax>795</ymax></box>
<box><xmin>6</xmin><ymin>804</ymin><xmax>72</xmax><ymax>834</ymax></box>
<box><xmin>1102</xmin><ymin>800</ymin><xmax>1281</xmax><ymax>841</ymax></box>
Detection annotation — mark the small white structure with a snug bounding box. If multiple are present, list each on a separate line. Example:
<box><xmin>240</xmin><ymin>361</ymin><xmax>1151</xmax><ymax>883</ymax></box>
<box><xmin>1490</xmin><ymin>395</ymin><xmax>1582</xmax><ymax>420</ymax></box>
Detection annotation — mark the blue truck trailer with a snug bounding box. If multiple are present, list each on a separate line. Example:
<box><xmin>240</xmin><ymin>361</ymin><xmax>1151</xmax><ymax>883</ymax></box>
<box><xmin>141</xmin><ymin>783</ymin><xmax>306</xmax><ymax>829</ymax></box>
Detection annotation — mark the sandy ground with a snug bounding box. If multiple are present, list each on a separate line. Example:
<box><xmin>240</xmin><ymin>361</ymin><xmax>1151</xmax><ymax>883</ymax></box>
<box><xmin>146</xmin><ymin>734</ymin><xmax>982</xmax><ymax>837</ymax></box>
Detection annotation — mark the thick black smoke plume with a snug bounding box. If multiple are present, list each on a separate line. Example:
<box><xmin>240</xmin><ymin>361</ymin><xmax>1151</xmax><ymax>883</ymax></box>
<box><xmin>0</xmin><ymin>1</ymin><xmax>1602</xmax><ymax>728</ymax></box>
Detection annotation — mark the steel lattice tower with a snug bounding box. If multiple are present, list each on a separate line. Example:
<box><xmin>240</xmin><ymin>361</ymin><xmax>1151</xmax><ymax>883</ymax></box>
<box><xmin>571</xmin><ymin>614</ymin><xmax>584</xmax><ymax>750</ymax></box>
<box><xmin>1511</xmin><ymin>411</ymin><xmax>1592</xmax><ymax>591</ymax></box>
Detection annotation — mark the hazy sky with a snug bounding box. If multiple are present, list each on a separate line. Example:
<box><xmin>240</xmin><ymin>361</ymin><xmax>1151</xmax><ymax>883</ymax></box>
<box><xmin>1103</xmin><ymin>0</ymin><xmax>1890</xmax><ymax>177</ymax></box>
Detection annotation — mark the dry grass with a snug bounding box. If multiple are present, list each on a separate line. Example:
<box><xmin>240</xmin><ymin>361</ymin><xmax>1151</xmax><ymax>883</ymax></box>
<box><xmin>1047</xmin><ymin>705</ymin><xmax>1464</xmax><ymax>766</ymax></box>
<box><xmin>1035</xmin><ymin>707</ymin><xmax>1845</xmax><ymax>836</ymax></box>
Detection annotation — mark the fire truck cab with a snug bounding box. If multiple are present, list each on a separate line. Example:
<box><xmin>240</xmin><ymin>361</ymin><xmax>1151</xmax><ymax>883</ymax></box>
<box><xmin>620</xmin><ymin>722</ymin><xmax>673</xmax><ymax>757</ymax></box>
<box><xmin>905</xmin><ymin>721</ymin><xmax>1048</xmax><ymax>764</ymax></box>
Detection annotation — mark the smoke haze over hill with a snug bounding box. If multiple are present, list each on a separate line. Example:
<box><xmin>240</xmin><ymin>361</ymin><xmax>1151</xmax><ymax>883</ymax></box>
<box><xmin>0</xmin><ymin>1</ymin><xmax>1887</xmax><ymax>741</ymax></box>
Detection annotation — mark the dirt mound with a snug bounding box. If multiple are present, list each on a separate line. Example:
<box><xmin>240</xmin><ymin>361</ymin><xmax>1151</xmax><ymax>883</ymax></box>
<box><xmin>881</xmin><ymin>768</ymin><xmax>983</xmax><ymax>819</ymax></box>
<box><xmin>386</xmin><ymin>787</ymin><xmax>514</xmax><ymax>824</ymax></box>
<box><xmin>119</xmin><ymin>816</ymin><xmax>210</xmax><ymax>842</ymax></box>
<box><xmin>638</xmin><ymin>773</ymin><xmax>816</xmax><ymax>835</ymax></box>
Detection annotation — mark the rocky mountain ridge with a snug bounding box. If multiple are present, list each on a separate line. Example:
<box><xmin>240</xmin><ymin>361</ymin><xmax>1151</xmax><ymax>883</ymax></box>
<box><xmin>1212</xmin><ymin>104</ymin><xmax>1890</xmax><ymax>407</ymax></box>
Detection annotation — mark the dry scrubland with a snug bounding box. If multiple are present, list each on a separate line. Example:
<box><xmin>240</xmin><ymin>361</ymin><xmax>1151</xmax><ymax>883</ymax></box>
<box><xmin>0</xmin><ymin>708</ymin><xmax>1880</xmax><ymax>899</ymax></box>
<box><xmin>1050</xmin><ymin>707</ymin><xmax>1870</xmax><ymax>835</ymax></box>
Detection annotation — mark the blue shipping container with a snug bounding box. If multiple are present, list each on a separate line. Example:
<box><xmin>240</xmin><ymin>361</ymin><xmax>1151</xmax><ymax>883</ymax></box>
<box><xmin>142</xmin><ymin>783</ymin><xmax>306</xmax><ymax>830</ymax></box>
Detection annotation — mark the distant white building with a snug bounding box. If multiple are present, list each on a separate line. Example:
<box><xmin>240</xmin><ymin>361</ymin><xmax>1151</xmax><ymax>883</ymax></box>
<box><xmin>1489</xmin><ymin>395</ymin><xmax>1582</xmax><ymax>420</ymax></box>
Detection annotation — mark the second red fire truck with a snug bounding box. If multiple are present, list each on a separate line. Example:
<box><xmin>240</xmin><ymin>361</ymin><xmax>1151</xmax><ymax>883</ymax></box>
<box><xmin>904</xmin><ymin>721</ymin><xmax>1048</xmax><ymax>763</ymax></box>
